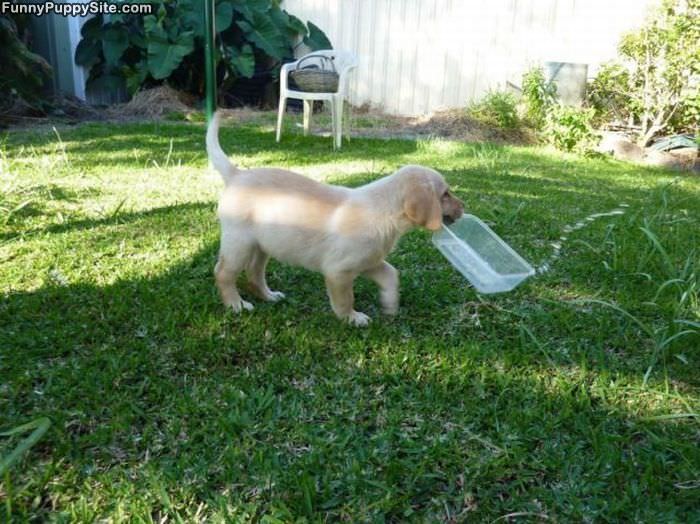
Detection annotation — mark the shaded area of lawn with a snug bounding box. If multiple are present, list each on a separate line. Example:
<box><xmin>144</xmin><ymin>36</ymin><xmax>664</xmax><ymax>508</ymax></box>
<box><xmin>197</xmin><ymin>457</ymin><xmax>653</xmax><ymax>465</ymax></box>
<box><xmin>1</xmin><ymin>122</ymin><xmax>699</xmax><ymax>521</ymax></box>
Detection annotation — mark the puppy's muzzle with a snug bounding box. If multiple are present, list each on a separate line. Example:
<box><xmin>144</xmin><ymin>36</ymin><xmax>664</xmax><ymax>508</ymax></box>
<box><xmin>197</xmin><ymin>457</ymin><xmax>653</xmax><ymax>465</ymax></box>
<box><xmin>442</xmin><ymin>196</ymin><xmax>465</xmax><ymax>226</ymax></box>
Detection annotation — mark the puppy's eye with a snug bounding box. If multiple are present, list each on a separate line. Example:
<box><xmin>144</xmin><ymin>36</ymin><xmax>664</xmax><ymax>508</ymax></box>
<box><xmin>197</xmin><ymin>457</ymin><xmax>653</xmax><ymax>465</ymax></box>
<box><xmin>441</xmin><ymin>190</ymin><xmax>450</xmax><ymax>199</ymax></box>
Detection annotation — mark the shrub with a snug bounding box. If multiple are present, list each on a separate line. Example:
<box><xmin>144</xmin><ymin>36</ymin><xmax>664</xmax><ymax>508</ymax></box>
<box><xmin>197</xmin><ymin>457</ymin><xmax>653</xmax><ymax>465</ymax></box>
<box><xmin>0</xmin><ymin>13</ymin><xmax>52</xmax><ymax>114</ymax></box>
<box><xmin>587</xmin><ymin>62</ymin><xmax>633</xmax><ymax>126</ymax></box>
<box><xmin>544</xmin><ymin>105</ymin><xmax>597</xmax><ymax>153</ymax></box>
<box><xmin>75</xmin><ymin>0</ymin><xmax>331</xmax><ymax>98</ymax></box>
<box><xmin>521</xmin><ymin>66</ymin><xmax>557</xmax><ymax>128</ymax></box>
<box><xmin>467</xmin><ymin>90</ymin><xmax>519</xmax><ymax>129</ymax></box>
<box><xmin>669</xmin><ymin>89</ymin><xmax>699</xmax><ymax>133</ymax></box>
<box><xmin>586</xmin><ymin>0</ymin><xmax>699</xmax><ymax>145</ymax></box>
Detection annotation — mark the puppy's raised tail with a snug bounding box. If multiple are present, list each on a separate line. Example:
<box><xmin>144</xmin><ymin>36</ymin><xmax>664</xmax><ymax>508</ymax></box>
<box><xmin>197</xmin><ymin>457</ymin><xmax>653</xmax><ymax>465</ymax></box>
<box><xmin>206</xmin><ymin>110</ymin><xmax>237</xmax><ymax>185</ymax></box>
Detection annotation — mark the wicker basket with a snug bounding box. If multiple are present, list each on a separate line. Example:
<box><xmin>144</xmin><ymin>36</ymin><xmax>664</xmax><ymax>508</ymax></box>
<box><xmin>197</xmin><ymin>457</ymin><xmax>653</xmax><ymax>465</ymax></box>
<box><xmin>290</xmin><ymin>55</ymin><xmax>339</xmax><ymax>93</ymax></box>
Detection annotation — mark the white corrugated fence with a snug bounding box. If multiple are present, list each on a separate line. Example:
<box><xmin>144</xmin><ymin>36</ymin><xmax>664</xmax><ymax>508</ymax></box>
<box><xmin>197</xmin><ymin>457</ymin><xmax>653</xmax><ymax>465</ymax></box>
<box><xmin>284</xmin><ymin>0</ymin><xmax>658</xmax><ymax>116</ymax></box>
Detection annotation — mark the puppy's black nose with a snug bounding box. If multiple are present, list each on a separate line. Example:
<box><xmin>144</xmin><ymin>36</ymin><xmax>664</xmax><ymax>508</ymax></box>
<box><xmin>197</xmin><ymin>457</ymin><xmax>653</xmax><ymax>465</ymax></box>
<box><xmin>443</xmin><ymin>215</ymin><xmax>455</xmax><ymax>225</ymax></box>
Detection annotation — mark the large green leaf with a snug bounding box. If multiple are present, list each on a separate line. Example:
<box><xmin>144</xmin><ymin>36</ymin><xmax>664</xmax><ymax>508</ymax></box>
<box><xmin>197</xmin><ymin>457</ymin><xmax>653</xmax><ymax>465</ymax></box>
<box><xmin>225</xmin><ymin>44</ymin><xmax>255</xmax><ymax>78</ymax></box>
<box><xmin>236</xmin><ymin>11</ymin><xmax>288</xmax><ymax>59</ymax></box>
<box><xmin>123</xmin><ymin>60</ymin><xmax>149</xmax><ymax>95</ymax></box>
<box><xmin>79</xmin><ymin>15</ymin><xmax>103</xmax><ymax>40</ymax></box>
<box><xmin>286</xmin><ymin>13</ymin><xmax>308</xmax><ymax>39</ymax></box>
<box><xmin>129</xmin><ymin>31</ymin><xmax>147</xmax><ymax>49</ymax></box>
<box><xmin>74</xmin><ymin>16</ymin><xmax>103</xmax><ymax>67</ymax></box>
<box><xmin>269</xmin><ymin>6</ymin><xmax>306</xmax><ymax>40</ymax></box>
<box><xmin>102</xmin><ymin>25</ymin><xmax>129</xmax><ymax>66</ymax></box>
<box><xmin>143</xmin><ymin>15</ymin><xmax>166</xmax><ymax>41</ymax></box>
<box><xmin>181</xmin><ymin>0</ymin><xmax>234</xmax><ymax>37</ymax></box>
<box><xmin>108</xmin><ymin>12</ymin><xmax>126</xmax><ymax>24</ymax></box>
<box><xmin>144</xmin><ymin>14</ymin><xmax>195</xmax><ymax>79</ymax></box>
<box><xmin>215</xmin><ymin>1</ymin><xmax>234</xmax><ymax>33</ymax></box>
<box><xmin>303</xmin><ymin>21</ymin><xmax>332</xmax><ymax>51</ymax></box>
<box><xmin>75</xmin><ymin>36</ymin><xmax>102</xmax><ymax>67</ymax></box>
<box><xmin>178</xmin><ymin>0</ymin><xmax>203</xmax><ymax>37</ymax></box>
<box><xmin>230</xmin><ymin>0</ymin><xmax>269</xmax><ymax>21</ymax></box>
<box><xmin>147</xmin><ymin>32</ymin><xmax>194</xmax><ymax>80</ymax></box>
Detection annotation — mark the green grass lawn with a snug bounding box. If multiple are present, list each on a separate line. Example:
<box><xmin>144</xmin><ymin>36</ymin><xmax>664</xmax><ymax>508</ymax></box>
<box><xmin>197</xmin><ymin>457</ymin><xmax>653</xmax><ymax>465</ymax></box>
<box><xmin>1</xmin><ymin>118</ymin><xmax>699</xmax><ymax>522</ymax></box>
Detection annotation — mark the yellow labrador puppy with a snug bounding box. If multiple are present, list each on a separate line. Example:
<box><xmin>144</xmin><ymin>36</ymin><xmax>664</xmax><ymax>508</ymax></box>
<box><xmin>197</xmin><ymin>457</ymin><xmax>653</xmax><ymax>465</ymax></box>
<box><xmin>207</xmin><ymin>111</ymin><xmax>464</xmax><ymax>326</ymax></box>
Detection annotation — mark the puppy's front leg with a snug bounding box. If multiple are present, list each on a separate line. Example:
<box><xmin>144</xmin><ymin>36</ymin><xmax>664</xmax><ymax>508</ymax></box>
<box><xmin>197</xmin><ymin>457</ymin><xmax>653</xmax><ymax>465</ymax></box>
<box><xmin>247</xmin><ymin>248</ymin><xmax>285</xmax><ymax>302</ymax></box>
<box><xmin>363</xmin><ymin>261</ymin><xmax>399</xmax><ymax>315</ymax></box>
<box><xmin>324</xmin><ymin>272</ymin><xmax>370</xmax><ymax>326</ymax></box>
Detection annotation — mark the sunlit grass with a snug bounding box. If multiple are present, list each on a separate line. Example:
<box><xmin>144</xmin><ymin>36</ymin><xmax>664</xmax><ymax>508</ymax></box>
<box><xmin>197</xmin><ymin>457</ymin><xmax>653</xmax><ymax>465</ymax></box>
<box><xmin>1</xmin><ymin>120</ymin><xmax>699</xmax><ymax>522</ymax></box>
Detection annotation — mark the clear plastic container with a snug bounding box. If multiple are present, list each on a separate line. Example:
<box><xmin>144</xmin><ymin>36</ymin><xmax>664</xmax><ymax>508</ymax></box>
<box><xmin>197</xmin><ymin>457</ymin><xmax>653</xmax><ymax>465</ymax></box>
<box><xmin>433</xmin><ymin>214</ymin><xmax>535</xmax><ymax>293</ymax></box>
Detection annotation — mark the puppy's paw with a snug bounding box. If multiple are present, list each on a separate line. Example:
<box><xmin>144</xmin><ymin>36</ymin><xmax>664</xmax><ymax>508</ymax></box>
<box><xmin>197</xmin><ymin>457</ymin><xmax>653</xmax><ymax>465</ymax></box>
<box><xmin>264</xmin><ymin>290</ymin><xmax>286</xmax><ymax>302</ymax></box>
<box><xmin>347</xmin><ymin>310</ymin><xmax>370</xmax><ymax>327</ymax></box>
<box><xmin>230</xmin><ymin>299</ymin><xmax>254</xmax><ymax>313</ymax></box>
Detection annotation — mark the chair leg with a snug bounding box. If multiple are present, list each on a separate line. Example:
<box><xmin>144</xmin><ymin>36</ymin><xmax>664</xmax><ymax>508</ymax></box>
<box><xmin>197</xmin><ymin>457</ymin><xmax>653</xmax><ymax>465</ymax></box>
<box><xmin>329</xmin><ymin>99</ymin><xmax>337</xmax><ymax>150</ymax></box>
<box><xmin>344</xmin><ymin>101</ymin><xmax>351</xmax><ymax>142</ymax></box>
<box><xmin>275</xmin><ymin>96</ymin><xmax>287</xmax><ymax>142</ymax></box>
<box><xmin>303</xmin><ymin>100</ymin><xmax>312</xmax><ymax>136</ymax></box>
<box><xmin>334</xmin><ymin>97</ymin><xmax>344</xmax><ymax>149</ymax></box>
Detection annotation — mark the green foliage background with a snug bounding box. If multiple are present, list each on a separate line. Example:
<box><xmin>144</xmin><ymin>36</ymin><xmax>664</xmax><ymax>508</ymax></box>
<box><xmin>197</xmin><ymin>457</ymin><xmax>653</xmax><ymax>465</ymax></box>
<box><xmin>466</xmin><ymin>91</ymin><xmax>520</xmax><ymax>130</ymax></box>
<box><xmin>588</xmin><ymin>0</ymin><xmax>699</xmax><ymax>144</ymax></box>
<box><xmin>521</xmin><ymin>66</ymin><xmax>557</xmax><ymax>129</ymax></box>
<box><xmin>0</xmin><ymin>13</ymin><xmax>52</xmax><ymax>113</ymax></box>
<box><xmin>75</xmin><ymin>0</ymin><xmax>331</xmax><ymax>97</ymax></box>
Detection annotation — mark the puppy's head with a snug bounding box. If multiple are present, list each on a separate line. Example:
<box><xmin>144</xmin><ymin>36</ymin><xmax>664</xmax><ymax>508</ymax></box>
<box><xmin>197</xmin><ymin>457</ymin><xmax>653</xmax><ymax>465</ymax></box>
<box><xmin>400</xmin><ymin>165</ymin><xmax>464</xmax><ymax>231</ymax></box>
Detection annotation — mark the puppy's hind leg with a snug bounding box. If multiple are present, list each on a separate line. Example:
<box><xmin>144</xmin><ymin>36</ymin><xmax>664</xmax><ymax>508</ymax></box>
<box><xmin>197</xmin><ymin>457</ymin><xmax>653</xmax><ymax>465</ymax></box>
<box><xmin>215</xmin><ymin>251</ymin><xmax>254</xmax><ymax>313</ymax></box>
<box><xmin>324</xmin><ymin>272</ymin><xmax>369</xmax><ymax>326</ymax></box>
<box><xmin>247</xmin><ymin>247</ymin><xmax>285</xmax><ymax>302</ymax></box>
<box><xmin>363</xmin><ymin>261</ymin><xmax>399</xmax><ymax>315</ymax></box>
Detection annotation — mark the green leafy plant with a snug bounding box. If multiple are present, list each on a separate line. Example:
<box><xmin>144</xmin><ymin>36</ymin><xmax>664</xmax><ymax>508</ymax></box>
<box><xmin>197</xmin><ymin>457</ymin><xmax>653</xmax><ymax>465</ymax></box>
<box><xmin>521</xmin><ymin>66</ymin><xmax>557</xmax><ymax>128</ymax></box>
<box><xmin>670</xmin><ymin>88</ymin><xmax>699</xmax><ymax>134</ymax></box>
<box><xmin>587</xmin><ymin>62</ymin><xmax>633</xmax><ymax>126</ymax></box>
<box><xmin>75</xmin><ymin>0</ymin><xmax>332</xmax><ymax>97</ymax></box>
<box><xmin>0</xmin><ymin>13</ymin><xmax>52</xmax><ymax>114</ymax></box>
<box><xmin>586</xmin><ymin>0</ymin><xmax>699</xmax><ymax>145</ymax></box>
<box><xmin>544</xmin><ymin>105</ymin><xmax>596</xmax><ymax>152</ymax></box>
<box><xmin>467</xmin><ymin>90</ymin><xmax>520</xmax><ymax>129</ymax></box>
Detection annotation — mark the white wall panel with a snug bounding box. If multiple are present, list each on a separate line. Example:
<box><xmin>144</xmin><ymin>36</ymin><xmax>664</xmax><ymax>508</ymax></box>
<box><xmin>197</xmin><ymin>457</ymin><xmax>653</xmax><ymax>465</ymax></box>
<box><xmin>284</xmin><ymin>0</ymin><xmax>658</xmax><ymax>116</ymax></box>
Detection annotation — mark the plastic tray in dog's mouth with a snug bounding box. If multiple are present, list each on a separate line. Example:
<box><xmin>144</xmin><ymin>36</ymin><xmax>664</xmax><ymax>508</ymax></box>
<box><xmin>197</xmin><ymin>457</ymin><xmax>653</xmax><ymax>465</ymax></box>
<box><xmin>433</xmin><ymin>214</ymin><xmax>535</xmax><ymax>293</ymax></box>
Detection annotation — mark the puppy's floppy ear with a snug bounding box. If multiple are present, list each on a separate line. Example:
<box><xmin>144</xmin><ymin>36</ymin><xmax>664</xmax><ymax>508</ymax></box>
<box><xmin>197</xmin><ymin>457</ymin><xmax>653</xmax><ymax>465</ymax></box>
<box><xmin>404</xmin><ymin>183</ymin><xmax>443</xmax><ymax>231</ymax></box>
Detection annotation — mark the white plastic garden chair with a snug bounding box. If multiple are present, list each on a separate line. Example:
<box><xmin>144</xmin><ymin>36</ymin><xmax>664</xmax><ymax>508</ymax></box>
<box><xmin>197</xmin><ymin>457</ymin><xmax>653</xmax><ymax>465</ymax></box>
<box><xmin>276</xmin><ymin>50</ymin><xmax>358</xmax><ymax>150</ymax></box>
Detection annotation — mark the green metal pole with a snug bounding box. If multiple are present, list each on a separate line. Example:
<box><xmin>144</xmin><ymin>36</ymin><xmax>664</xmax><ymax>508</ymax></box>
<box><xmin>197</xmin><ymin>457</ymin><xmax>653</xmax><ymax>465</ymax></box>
<box><xmin>204</xmin><ymin>0</ymin><xmax>216</xmax><ymax>123</ymax></box>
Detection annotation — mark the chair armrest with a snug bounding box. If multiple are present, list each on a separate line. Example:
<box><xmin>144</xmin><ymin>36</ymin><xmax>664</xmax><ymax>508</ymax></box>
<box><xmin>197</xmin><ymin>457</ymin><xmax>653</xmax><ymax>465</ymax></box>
<box><xmin>279</xmin><ymin>62</ymin><xmax>296</xmax><ymax>93</ymax></box>
<box><xmin>337</xmin><ymin>63</ymin><xmax>357</xmax><ymax>78</ymax></box>
<box><xmin>337</xmin><ymin>63</ymin><xmax>357</xmax><ymax>96</ymax></box>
